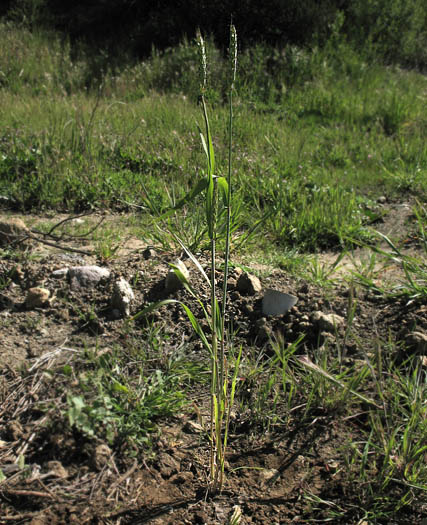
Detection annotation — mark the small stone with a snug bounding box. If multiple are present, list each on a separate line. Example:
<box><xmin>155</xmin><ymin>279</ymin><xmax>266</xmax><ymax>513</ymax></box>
<box><xmin>25</xmin><ymin>287</ymin><xmax>50</xmax><ymax>308</ymax></box>
<box><xmin>259</xmin><ymin>468</ymin><xmax>279</xmax><ymax>483</ymax></box>
<box><xmin>170</xmin><ymin>471</ymin><xmax>193</xmax><ymax>484</ymax></box>
<box><xmin>111</xmin><ymin>278</ymin><xmax>134</xmax><ymax>317</ymax></box>
<box><xmin>312</xmin><ymin>311</ymin><xmax>345</xmax><ymax>332</ymax></box>
<box><xmin>68</xmin><ymin>265</ymin><xmax>111</xmax><ymax>289</ymax></box>
<box><xmin>143</xmin><ymin>247</ymin><xmax>156</xmax><ymax>259</ymax></box>
<box><xmin>256</xmin><ymin>318</ymin><xmax>272</xmax><ymax>341</ymax></box>
<box><xmin>93</xmin><ymin>444</ymin><xmax>112</xmax><ymax>471</ymax></box>
<box><xmin>183</xmin><ymin>420</ymin><xmax>204</xmax><ymax>433</ymax></box>
<box><xmin>165</xmin><ymin>259</ymin><xmax>190</xmax><ymax>293</ymax></box>
<box><xmin>236</xmin><ymin>272</ymin><xmax>262</xmax><ymax>295</ymax></box>
<box><xmin>0</xmin><ymin>217</ymin><xmax>30</xmax><ymax>247</ymax></box>
<box><xmin>157</xmin><ymin>453</ymin><xmax>180</xmax><ymax>478</ymax></box>
<box><xmin>47</xmin><ymin>460</ymin><xmax>68</xmax><ymax>479</ymax></box>
<box><xmin>404</xmin><ymin>331</ymin><xmax>427</xmax><ymax>355</ymax></box>
<box><xmin>320</xmin><ymin>331</ymin><xmax>336</xmax><ymax>343</ymax></box>
<box><xmin>227</xmin><ymin>277</ymin><xmax>237</xmax><ymax>289</ymax></box>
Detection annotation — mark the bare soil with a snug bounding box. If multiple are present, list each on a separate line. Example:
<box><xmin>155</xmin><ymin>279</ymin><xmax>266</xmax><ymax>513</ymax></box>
<box><xmin>0</xmin><ymin>205</ymin><xmax>426</xmax><ymax>524</ymax></box>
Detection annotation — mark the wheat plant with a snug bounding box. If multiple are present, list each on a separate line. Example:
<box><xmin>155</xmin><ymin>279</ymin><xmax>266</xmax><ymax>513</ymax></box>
<box><xmin>133</xmin><ymin>24</ymin><xmax>239</xmax><ymax>494</ymax></box>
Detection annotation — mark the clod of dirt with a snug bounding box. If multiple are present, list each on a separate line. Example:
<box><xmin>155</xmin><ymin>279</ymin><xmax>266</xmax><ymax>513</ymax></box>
<box><xmin>111</xmin><ymin>277</ymin><xmax>135</xmax><ymax>317</ymax></box>
<box><xmin>46</xmin><ymin>460</ymin><xmax>68</xmax><ymax>479</ymax></box>
<box><xmin>312</xmin><ymin>311</ymin><xmax>345</xmax><ymax>332</ymax></box>
<box><xmin>0</xmin><ymin>217</ymin><xmax>30</xmax><ymax>247</ymax></box>
<box><xmin>404</xmin><ymin>331</ymin><xmax>427</xmax><ymax>355</ymax></box>
<box><xmin>29</xmin><ymin>515</ymin><xmax>47</xmax><ymax>525</ymax></box>
<box><xmin>157</xmin><ymin>452</ymin><xmax>180</xmax><ymax>478</ymax></box>
<box><xmin>143</xmin><ymin>247</ymin><xmax>156</xmax><ymax>259</ymax></box>
<box><xmin>5</xmin><ymin>420</ymin><xmax>25</xmax><ymax>440</ymax></box>
<box><xmin>25</xmin><ymin>287</ymin><xmax>51</xmax><ymax>308</ymax></box>
<box><xmin>236</xmin><ymin>271</ymin><xmax>262</xmax><ymax>295</ymax></box>
<box><xmin>256</xmin><ymin>318</ymin><xmax>273</xmax><ymax>342</ymax></box>
<box><xmin>91</xmin><ymin>443</ymin><xmax>112</xmax><ymax>471</ymax></box>
<box><xmin>68</xmin><ymin>265</ymin><xmax>111</xmax><ymax>289</ymax></box>
<box><xmin>165</xmin><ymin>259</ymin><xmax>189</xmax><ymax>293</ymax></box>
<box><xmin>259</xmin><ymin>468</ymin><xmax>279</xmax><ymax>483</ymax></box>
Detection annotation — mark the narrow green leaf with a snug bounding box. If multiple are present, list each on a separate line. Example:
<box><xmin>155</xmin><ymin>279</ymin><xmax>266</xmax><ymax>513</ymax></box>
<box><xmin>131</xmin><ymin>299</ymin><xmax>178</xmax><ymax>321</ymax></box>
<box><xmin>18</xmin><ymin>454</ymin><xmax>25</xmax><ymax>470</ymax></box>
<box><xmin>160</xmin><ymin>178</ymin><xmax>208</xmax><ymax>218</ymax></box>
<box><xmin>217</xmin><ymin>176</ymin><xmax>229</xmax><ymax>206</ymax></box>
<box><xmin>199</xmin><ymin>128</ymin><xmax>209</xmax><ymax>163</ymax></box>
<box><xmin>207</xmin><ymin>132</ymin><xmax>215</xmax><ymax>175</ymax></box>
<box><xmin>113</xmin><ymin>381</ymin><xmax>130</xmax><ymax>394</ymax></box>
<box><xmin>180</xmin><ymin>303</ymin><xmax>211</xmax><ymax>353</ymax></box>
<box><xmin>297</xmin><ymin>356</ymin><xmax>381</xmax><ymax>409</ymax></box>
<box><xmin>174</xmin><ymin>237</ymin><xmax>210</xmax><ymax>285</ymax></box>
<box><xmin>206</xmin><ymin>174</ymin><xmax>214</xmax><ymax>239</ymax></box>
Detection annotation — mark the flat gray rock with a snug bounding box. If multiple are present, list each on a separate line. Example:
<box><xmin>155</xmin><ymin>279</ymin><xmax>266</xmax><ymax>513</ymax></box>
<box><xmin>262</xmin><ymin>289</ymin><xmax>298</xmax><ymax>316</ymax></box>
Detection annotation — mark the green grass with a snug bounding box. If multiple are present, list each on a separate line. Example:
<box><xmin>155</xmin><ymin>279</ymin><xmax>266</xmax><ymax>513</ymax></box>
<box><xmin>1</xmin><ymin>22</ymin><xmax>426</xmax><ymax>253</ymax></box>
<box><xmin>57</xmin><ymin>324</ymin><xmax>208</xmax><ymax>450</ymax></box>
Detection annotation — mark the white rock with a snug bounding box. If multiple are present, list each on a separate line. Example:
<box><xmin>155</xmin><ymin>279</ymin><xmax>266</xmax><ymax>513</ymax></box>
<box><xmin>68</xmin><ymin>265</ymin><xmax>111</xmax><ymax>289</ymax></box>
<box><xmin>262</xmin><ymin>289</ymin><xmax>298</xmax><ymax>316</ymax></box>
<box><xmin>312</xmin><ymin>311</ymin><xmax>345</xmax><ymax>332</ymax></box>
<box><xmin>111</xmin><ymin>278</ymin><xmax>135</xmax><ymax>317</ymax></box>
<box><xmin>165</xmin><ymin>260</ymin><xmax>190</xmax><ymax>293</ymax></box>
<box><xmin>236</xmin><ymin>272</ymin><xmax>262</xmax><ymax>295</ymax></box>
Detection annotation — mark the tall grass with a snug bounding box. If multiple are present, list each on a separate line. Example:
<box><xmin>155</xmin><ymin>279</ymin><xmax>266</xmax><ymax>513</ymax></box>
<box><xmin>197</xmin><ymin>26</ymin><xmax>240</xmax><ymax>492</ymax></box>
<box><xmin>133</xmin><ymin>25</ymin><xmax>240</xmax><ymax>493</ymax></box>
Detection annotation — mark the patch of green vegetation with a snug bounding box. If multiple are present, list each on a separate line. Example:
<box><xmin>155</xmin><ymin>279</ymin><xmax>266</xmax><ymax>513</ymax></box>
<box><xmin>1</xmin><ymin>22</ymin><xmax>426</xmax><ymax>252</ymax></box>
<box><xmin>235</xmin><ymin>333</ymin><xmax>427</xmax><ymax>521</ymax></box>
<box><xmin>64</xmin><ymin>328</ymin><xmax>207</xmax><ymax>449</ymax></box>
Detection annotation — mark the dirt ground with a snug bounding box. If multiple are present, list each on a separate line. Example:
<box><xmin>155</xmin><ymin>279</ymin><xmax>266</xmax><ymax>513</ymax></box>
<box><xmin>0</xmin><ymin>204</ymin><xmax>426</xmax><ymax>524</ymax></box>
